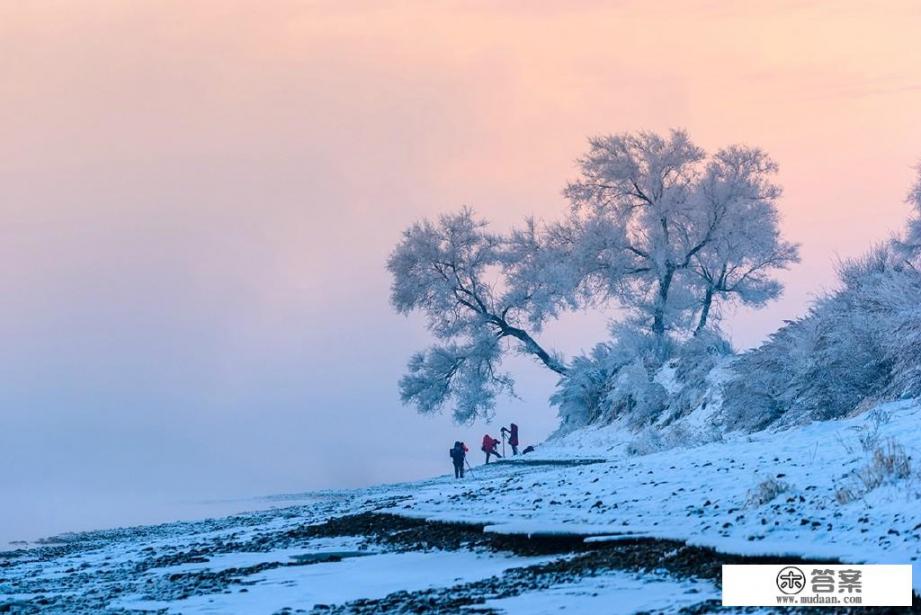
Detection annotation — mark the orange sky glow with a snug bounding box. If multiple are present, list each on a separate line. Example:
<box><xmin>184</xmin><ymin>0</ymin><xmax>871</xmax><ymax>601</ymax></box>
<box><xmin>2</xmin><ymin>1</ymin><xmax>921</xmax><ymax>538</ymax></box>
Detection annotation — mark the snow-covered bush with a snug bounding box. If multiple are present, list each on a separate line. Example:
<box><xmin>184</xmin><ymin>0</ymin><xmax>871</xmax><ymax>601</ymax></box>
<box><xmin>723</xmin><ymin>244</ymin><xmax>921</xmax><ymax>431</ymax></box>
<box><xmin>608</xmin><ymin>360</ymin><xmax>669</xmax><ymax>429</ymax></box>
<box><xmin>550</xmin><ymin>345</ymin><xmax>619</xmax><ymax>433</ymax></box>
<box><xmin>559</xmin><ymin>220</ymin><xmax>921</xmax><ymax>436</ymax></box>
<box><xmin>674</xmin><ymin>330</ymin><xmax>732</xmax><ymax>383</ymax></box>
<box><xmin>554</xmin><ymin>325</ymin><xmax>735</xmax><ymax>433</ymax></box>
<box><xmin>872</xmin><ymin>264</ymin><xmax>921</xmax><ymax>400</ymax></box>
<box><xmin>626</xmin><ymin>422</ymin><xmax>723</xmax><ymax>456</ymax></box>
<box><xmin>626</xmin><ymin>426</ymin><xmax>664</xmax><ymax>456</ymax></box>
<box><xmin>721</xmin><ymin>319</ymin><xmax>812</xmax><ymax>430</ymax></box>
<box><xmin>552</xmin><ymin>325</ymin><xmax>669</xmax><ymax>431</ymax></box>
<box><xmin>746</xmin><ymin>477</ymin><xmax>790</xmax><ymax>507</ymax></box>
<box><xmin>836</xmin><ymin>439</ymin><xmax>912</xmax><ymax>504</ymax></box>
<box><xmin>722</xmin><ymin>167</ymin><xmax>921</xmax><ymax>432</ymax></box>
<box><xmin>857</xmin><ymin>407</ymin><xmax>891</xmax><ymax>453</ymax></box>
<box><xmin>665</xmin><ymin>331</ymin><xmax>733</xmax><ymax>423</ymax></box>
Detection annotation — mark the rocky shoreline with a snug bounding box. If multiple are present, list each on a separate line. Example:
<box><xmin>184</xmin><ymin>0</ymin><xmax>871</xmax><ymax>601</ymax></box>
<box><xmin>3</xmin><ymin>507</ymin><xmax>919</xmax><ymax>614</ymax></box>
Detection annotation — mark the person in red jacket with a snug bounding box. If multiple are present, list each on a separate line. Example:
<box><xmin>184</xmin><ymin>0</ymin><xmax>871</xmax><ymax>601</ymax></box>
<box><xmin>481</xmin><ymin>434</ymin><xmax>502</xmax><ymax>464</ymax></box>
<box><xmin>501</xmin><ymin>423</ymin><xmax>519</xmax><ymax>456</ymax></box>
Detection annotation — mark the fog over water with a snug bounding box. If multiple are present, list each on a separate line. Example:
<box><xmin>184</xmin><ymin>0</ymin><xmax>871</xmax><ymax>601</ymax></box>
<box><xmin>2</xmin><ymin>2</ymin><xmax>921</xmax><ymax>544</ymax></box>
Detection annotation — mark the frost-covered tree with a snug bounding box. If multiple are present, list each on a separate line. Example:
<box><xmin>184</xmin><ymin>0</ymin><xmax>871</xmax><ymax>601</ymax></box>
<box><xmin>720</xmin><ymin>162</ymin><xmax>921</xmax><ymax>432</ymax></box>
<box><xmin>561</xmin><ymin>130</ymin><xmax>797</xmax><ymax>351</ymax></box>
<box><xmin>388</xmin><ymin>208</ymin><xmax>567</xmax><ymax>422</ymax></box>
<box><xmin>389</xmin><ymin>130</ymin><xmax>798</xmax><ymax>426</ymax></box>
<box><xmin>689</xmin><ymin>146</ymin><xmax>800</xmax><ymax>334</ymax></box>
<box><xmin>562</xmin><ymin>130</ymin><xmax>705</xmax><ymax>347</ymax></box>
<box><xmin>898</xmin><ymin>162</ymin><xmax>921</xmax><ymax>256</ymax></box>
<box><xmin>501</xmin><ymin>216</ymin><xmax>587</xmax><ymax>329</ymax></box>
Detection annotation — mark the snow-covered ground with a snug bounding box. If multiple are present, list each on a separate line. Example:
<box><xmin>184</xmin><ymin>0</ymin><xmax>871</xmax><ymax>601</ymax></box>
<box><xmin>393</xmin><ymin>400</ymin><xmax>921</xmax><ymax>584</ymax></box>
<box><xmin>485</xmin><ymin>573</ymin><xmax>717</xmax><ymax>615</ymax></box>
<box><xmin>115</xmin><ymin>548</ymin><xmax>555</xmax><ymax>613</ymax></box>
<box><xmin>2</xmin><ymin>400</ymin><xmax>919</xmax><ymax>613</ymax></box>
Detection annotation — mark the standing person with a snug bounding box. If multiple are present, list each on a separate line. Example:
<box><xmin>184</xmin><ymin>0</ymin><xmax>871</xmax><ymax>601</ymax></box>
<box><xmin>481</xmin><ymin>434</ymin><xmax>502</xmax><ymax>464</ymax></box>
<box><xmin>501</xmin><ymin>423</ymin><xmax>520</xmax><ymax>456</ymax></box>
<box><xmin>449</xmin><ymin>441</ymin><xmax>468</xmax><ymax>478</ymax></box>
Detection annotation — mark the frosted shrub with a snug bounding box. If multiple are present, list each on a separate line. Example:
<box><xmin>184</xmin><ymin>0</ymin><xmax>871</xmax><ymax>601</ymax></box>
<box><xmin>721</xmin><ymin>384</ymin><xmax>783</xmax><ymax>432</ymax></box>
<box><xmin>551</xmin><ymin>346</ymin><xmax>618</xmax><ymax>433</ymax></box>
<box><xmin>666</xmin><ymin>331</ymin><xmax>733</xmax><ymax>423</ymax></box>
<box><xmin>661</xmin><ymin>423</ymin><xmax>694</xmax><ymax>449</ymax></box>
<box><xmin>720</xmin><ymin>319</ymin><xmax>812</xmax><ymax>431</ymax></box>
<box><xmin>608</xmin><ymin>360</ymin><xmax>669</xmax><ymax>428</ymax></box>
<box><xmin>674</xmin><ymin>330</ymin><xmax>732</xmax><ymax>383</ymax></box>
<box><xmin>556</xmin><ymin>326</ymin><xmax>734</xmax><ymax>433</ymax></box>
<box><xmin>835</xmin><ymin>439</ymin><xmax>911</xmax><ymax>504</ymax></box>
<box><xmin>626</xmin><ymin>426</ymin><xmax>664</xmax><ymax>456</ymax></box>
<box><xmin>746</xmin><ymin>477</ymin><xmax>790</xmax><ymax>507</ymax></box>
<box><xmin>552</xmin><ymin>325</ymin><xmax>664</xmax><ymax>430</ymax></box>
<box><xmin>724</xmin><ymin>242</ymin><xmax>921</xmax><ymax>432</ymax></box>
<box><xmin>874</xmin><ymin>266</ymin><xmax>921</xmax><ymax>399</ymax></box>
<box><xmin>857</xmin><ymin>408</ymin><xmax>891</xmax><ymax>453</ymax></box>
<box><xmin>861</xmin><ymin>440</ymin><xmax>912</xmax><ymax>489</ymax></box>
<box><xmin>627</xmin><ymin>423</ymin><xmax>723</xmax><ymax>456</ymax></box>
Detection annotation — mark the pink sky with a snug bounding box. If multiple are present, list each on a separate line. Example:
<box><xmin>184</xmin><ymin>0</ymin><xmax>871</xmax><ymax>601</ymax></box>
<box><xmin>5</xmin><ymin>1</ymin><xmax>919</xmax><ymax>344</ymax></box>
<box><xmin>1</xmin><ymin>1</ymin><xmax>920</xmax><ymax>540</ymax></box>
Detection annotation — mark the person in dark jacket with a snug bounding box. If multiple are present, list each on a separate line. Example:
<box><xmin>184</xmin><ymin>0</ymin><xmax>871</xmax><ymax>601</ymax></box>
<box><xmin>501</xmin><ymin>423</ymin><xmax>519</xmax><ymax>455</ymax></box>
<box><xmin>481</xmin><ymin>434</ymin><xmax>502</xmax><ymax>464</ymax></box>
<box><xmin>449</xmin><ymin>441</ymin><xmax>468</xmax><ymax>478</ymax></box>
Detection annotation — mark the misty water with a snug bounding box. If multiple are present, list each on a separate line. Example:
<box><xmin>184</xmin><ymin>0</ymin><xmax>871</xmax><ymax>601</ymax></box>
<box><xmin>0</xmin><ymin>489</ymin><xmax>322</xmax><ymax>547</ymax></box>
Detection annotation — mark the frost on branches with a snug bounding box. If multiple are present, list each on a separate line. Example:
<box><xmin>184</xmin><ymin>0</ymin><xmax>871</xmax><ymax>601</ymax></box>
<box><xmin>387</xmin><ymin>209</ymin><xmax>567</xmax><ymax>423</ymax></box>
<box><xmin>723</xmin><ymin>164</ymin><xmax>921</xmax><ymax>431</ymax></box>
<box><xmin>561</xmin><ymin>130</ymin><xmax>798</xmax><ymax>347</ymax></box>
<box><xmin>899</xmin><ymin>161</ymin><xmax>921</xmax><ymax>256</ymax></box>
<box><xmin>388</xmin><ymin>129</ymin><xmax>799</xmax><ymax>425</ymax></box>
<box><xmin>724</xmin><ymin>245</ymin><xmax>921</xmax><ymax>430</ymax></box>
<box><xmin>388</xmin><ymin>136</ymin><xmax>921</xmax><ymax>433</ymax></box>
<box><xmin>388</xmin><ymin>136</ymin><xmax>921</xmax><ymax>435</ymax></box>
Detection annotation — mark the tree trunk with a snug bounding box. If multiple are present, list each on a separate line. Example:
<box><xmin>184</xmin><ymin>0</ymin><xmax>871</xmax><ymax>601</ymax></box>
<box><xmin>694</xmin><ymin>286</ymin><xmax>714</xmax><ymax>336</ymax></box>
<box><xmin>651</xmin><ymin>267</ymin><xmax>675</xmax><ymax>353</ymax></box>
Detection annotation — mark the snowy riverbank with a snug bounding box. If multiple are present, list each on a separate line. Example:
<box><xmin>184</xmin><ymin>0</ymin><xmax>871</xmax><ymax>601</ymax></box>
<box><xmin>2</xmin><ymin>400</ymin><xmax>920</xmax><ymax>613</ymax></box>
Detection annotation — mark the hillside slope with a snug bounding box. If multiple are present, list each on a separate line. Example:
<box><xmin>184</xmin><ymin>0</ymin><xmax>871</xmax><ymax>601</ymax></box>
<box><xmin>399</xmin><ymin>399</ymin><xmax>921</xmax><ymax>579</ymax></box>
